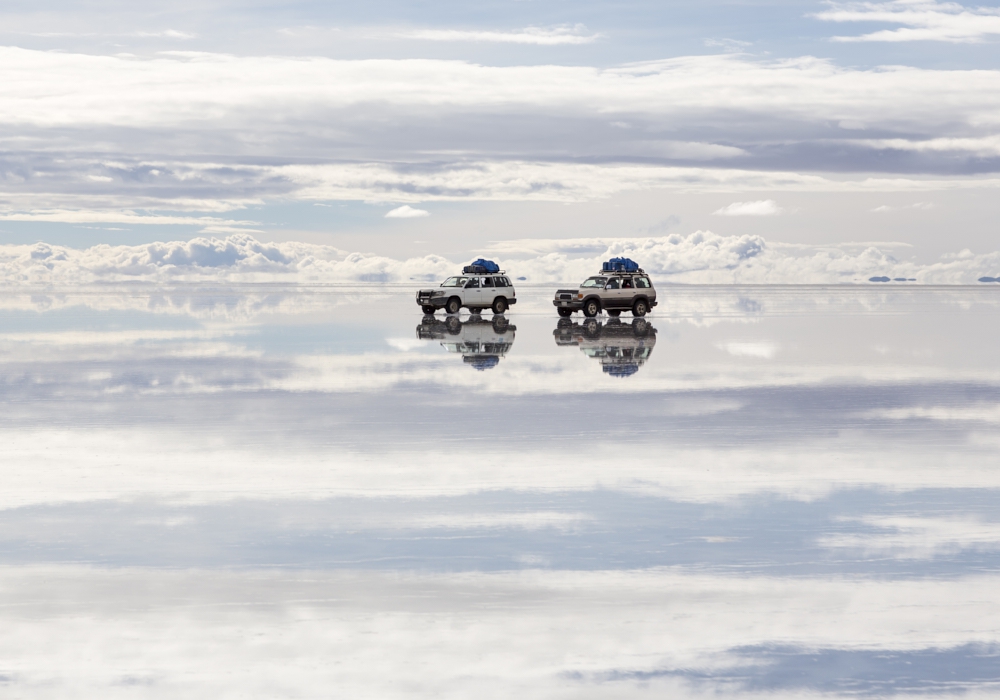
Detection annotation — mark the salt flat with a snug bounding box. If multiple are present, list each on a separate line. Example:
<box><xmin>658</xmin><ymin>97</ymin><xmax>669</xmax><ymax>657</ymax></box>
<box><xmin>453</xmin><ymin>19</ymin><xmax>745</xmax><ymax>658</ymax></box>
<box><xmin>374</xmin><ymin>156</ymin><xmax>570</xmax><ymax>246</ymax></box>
<box><xmin>1</xmin><ymin>285</ymin><xmax>998</xmax><ymax>697</ymax></box>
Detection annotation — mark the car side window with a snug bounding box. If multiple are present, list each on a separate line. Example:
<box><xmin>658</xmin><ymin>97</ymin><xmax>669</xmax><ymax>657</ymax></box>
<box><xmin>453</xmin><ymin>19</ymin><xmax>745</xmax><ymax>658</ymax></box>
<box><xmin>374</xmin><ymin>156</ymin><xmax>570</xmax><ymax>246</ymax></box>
<box><xmin>482</xmin><ymin>277</ymin><xmax>494</xmax><ymax>287</ymax></box>
<box><xmin>606</xmin><ymin>278</ymin><xmax>620</xmax><ymax>289</ymax></box>
<box><xmin>465</xmin><ymin>277</ymin><xmax>480</xmax><ymax>288</ymax></box>
<box><xmin>496</xmin><ymin>277</ymin><xmax>507</xmax><ymax>287</ymax></box>
<box><xmin>622</xmin><ymin>278</ymin><xmax>633</xmax><ymax>289</ymax></box>
<box><xmin>636</xmin><ymin>277</ymin><xmax>650</xmax><ymax>289</ymax></box>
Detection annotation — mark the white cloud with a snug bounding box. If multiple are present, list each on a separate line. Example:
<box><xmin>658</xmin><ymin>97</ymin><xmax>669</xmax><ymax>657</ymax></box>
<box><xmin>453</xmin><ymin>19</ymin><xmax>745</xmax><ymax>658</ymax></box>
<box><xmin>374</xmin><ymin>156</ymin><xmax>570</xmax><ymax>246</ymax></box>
<box><xmin>398</xmin><ymin>25</ymin><xmax>600</xmax><ymax>45</ymax></box>
<box><xmin>715</xmin><ymin>341</ymin><xmax>779</xmax><ymax>358</ymax></box>
<box><xmin>817</xmin><ymin>0</ymin><xmax>1000</xmax><ymax>43</ymax></box>
<box><xmin>872</xmin><ymin>202</ymin><xmax>934</xmax><ymax>212</ymax></box>
<box><xmin>712</xmin><ymin>199</ymin><xmax>784</xmax><ymax>216</ymax></box>
<box><xmin>3</xmin><ymin>230</ymin><xmax>999</xmax><ymax>286</ymax></box>
<box><xmin>703</xmin><ymin>38</ymin><xmax>752</xmax><ymax>51</ymax></box>
<box><xmin>135</xmin><ymin>29</ymin><xmax>196</xmax><ymax>40</ymax></box>
<box><xmin>2</xmin><ymin>566</ymin><xmax>999</xmax><ymax>698</ymax></box>
<box><xmin>820</xmin><ymin>516</ymin><xmax>1000</xmax><ymax>558</ymax></box>
<box><xmin>384</xmin><ymin>205</ymin><xmax>430</xmax><ymax>218</ymax></box>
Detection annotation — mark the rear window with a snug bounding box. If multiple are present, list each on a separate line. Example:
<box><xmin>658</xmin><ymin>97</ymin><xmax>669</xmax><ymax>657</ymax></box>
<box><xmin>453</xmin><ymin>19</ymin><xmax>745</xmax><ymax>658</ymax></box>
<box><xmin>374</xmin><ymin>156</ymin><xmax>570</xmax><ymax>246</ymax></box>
<box><xmin>636</xmin><ymin>277</ymin><xmax>651</xmax><ymax>288</ymax></box>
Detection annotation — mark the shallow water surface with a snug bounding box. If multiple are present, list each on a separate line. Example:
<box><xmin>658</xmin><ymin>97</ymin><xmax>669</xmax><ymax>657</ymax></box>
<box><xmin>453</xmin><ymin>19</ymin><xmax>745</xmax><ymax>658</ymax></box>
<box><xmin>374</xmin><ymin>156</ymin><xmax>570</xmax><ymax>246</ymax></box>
<box><xmin>1</xmin><ymin>284</ymin><xmax>999</xmax><ymax>698</ymax></box>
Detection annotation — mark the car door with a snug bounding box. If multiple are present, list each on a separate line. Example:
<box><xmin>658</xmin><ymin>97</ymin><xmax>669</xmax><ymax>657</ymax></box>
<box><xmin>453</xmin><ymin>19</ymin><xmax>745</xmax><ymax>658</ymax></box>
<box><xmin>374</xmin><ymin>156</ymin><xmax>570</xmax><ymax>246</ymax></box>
<box><xmin>604</xmin><ymin>276</ymin><xmax>624</xmax><ymax>308</ymax></box>
<box><xmin>481</xmin><ymin>275</ymin><xmax>496</xmax><ymax>308</ymax></box>
<box><xmin>620</xmin><ymin>276</ymin><xmax>636</xmax><ymax>307</ymax></box>
<box><xmin>462</xmin><ymin>276</ymin><xmax>482</xmax><ymax>308</ymax></box>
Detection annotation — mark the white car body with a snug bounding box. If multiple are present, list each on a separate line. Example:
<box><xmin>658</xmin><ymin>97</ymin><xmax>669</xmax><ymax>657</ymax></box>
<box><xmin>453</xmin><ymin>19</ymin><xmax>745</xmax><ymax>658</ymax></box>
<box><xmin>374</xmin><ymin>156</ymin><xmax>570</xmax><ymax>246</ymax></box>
<box><xmin>416</xmin><ymin>273</ymin><xmax>517</xmax><ymax>314</ymax></box>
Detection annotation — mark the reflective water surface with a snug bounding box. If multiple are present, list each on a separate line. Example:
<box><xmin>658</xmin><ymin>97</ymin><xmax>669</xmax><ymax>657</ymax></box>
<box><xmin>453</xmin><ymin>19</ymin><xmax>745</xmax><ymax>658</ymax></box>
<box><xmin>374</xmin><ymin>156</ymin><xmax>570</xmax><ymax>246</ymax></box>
<box><xmin>1</xmin><ymin>284</ymin><xmax>999</xmax><ymax>698</ymax></box>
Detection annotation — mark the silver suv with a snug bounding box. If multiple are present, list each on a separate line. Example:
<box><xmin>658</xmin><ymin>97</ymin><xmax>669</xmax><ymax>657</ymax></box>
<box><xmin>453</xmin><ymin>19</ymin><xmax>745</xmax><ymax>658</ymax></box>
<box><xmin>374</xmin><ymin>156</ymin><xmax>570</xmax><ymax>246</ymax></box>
<box><xmin>553</xmin><ymin>270</ymin><xmax>657</xmax><ymax>318</ymax></box>
<box><xmin>417</xmin><ymin>273</ymin><xmax>517</xmax><ymax>315</ymax></box>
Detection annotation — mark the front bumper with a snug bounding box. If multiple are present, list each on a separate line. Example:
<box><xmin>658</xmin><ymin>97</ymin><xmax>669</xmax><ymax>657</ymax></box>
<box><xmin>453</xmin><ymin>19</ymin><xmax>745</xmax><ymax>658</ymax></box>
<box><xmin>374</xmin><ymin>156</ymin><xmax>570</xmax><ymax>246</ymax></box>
<box><xmin>416</xmin><ymin>293</ymin><xmax>448</xmax><ymax>308</ymax></box>
<box><xmin>553</xmin><ymin>298</ymin><xmax>583</xmax><ymax>310</ymax></box>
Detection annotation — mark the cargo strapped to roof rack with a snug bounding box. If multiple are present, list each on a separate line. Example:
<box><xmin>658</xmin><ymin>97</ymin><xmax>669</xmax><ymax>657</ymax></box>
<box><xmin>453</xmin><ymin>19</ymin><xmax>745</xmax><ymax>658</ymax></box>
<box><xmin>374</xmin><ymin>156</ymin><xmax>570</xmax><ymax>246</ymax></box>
<box><xmin>602</xmin><ymin>257</ymin><xmax>640</xmax><ymax>273</ymax></box>
<box><xmin>463</xmin><ymin>258</ymin><xmax>501</xmax><ymax>274</ymax></box>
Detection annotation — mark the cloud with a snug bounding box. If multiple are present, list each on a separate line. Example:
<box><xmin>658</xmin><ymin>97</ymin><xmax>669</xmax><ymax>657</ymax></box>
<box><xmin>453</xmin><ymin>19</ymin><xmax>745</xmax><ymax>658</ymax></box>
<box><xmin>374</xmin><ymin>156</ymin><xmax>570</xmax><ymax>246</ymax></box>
<box><xmin>703</xmin><ymin>38</ymin><xmax>752</xmax><ymax>51</ymax></box>
<box><xmin>820</xmin><ymin>516</ymin><xmax>1000</xmax><ymax>558</ymax></box>
<box><xmin>397</xmin><ymin>25</ymin><xmax>600</xmax><ymax>45</ymax></box>
<box><xmin>715</xmin><ymin>342</ymin><xmax>779</xmax><ymax>358</ymax></box>
<box><xmin>817</xmin><ymin>0</ymin><xmax>1000</xmax><ymax>43</ymax></box>
<box><xmin>1</xmin><ymin>47</ymin><xmax>1000</xmax><ymax>186</ymax></box>
<box><xmin>872</xmin><ymin>202</ymin><xmax>934</xmax><ymax>212</ymax></box>
<box><xmin>384</xmin><ymin>205</ymin><xmax>430</xmax><ymax>218</ymax></box>
<box><xmin>712</xmin><ymin>199</ymin><xmax>784</xmax><ymax>216</ymax></box>
<box><xmin>135</xmin><ymin>30</ymin><xmax>196</xmax><ymax>40</ymax></box>
<box><xmin>3</xmin><ymin>230</ymin><xmax>1000</xmax><ymax>286</ymax></box>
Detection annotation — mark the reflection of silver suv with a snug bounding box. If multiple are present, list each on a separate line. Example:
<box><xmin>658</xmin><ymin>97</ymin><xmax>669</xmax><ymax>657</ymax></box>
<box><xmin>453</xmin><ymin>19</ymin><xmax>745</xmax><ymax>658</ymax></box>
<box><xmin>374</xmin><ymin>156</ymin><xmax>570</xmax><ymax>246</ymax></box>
<box><xmin>553</xmin><ymin>270</ymin><xmax>657</xmax><ymax>318</ymax></box>
<box><xmin>416</xmin><ymin>273</ymin><xmax>517</xmax><ymax>315</ymax></box>
<box><xmin>553</xmin><ymin>317</ymin><xmax>656</xmax><ymax>378</ymax></box>
<box><xmin>416</xmin><ymin>314</ymin><xmax>516</xmax><ymax>370</ymax></box>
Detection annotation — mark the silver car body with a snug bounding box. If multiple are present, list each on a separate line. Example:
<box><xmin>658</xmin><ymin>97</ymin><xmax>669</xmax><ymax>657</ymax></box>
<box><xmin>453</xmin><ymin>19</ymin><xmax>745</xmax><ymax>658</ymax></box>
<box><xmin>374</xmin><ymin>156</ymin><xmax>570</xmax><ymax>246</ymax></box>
<box><xmin>552</xmin><ymin>271</ymin><xmax>657</xmax><ymax>317</ymax></box>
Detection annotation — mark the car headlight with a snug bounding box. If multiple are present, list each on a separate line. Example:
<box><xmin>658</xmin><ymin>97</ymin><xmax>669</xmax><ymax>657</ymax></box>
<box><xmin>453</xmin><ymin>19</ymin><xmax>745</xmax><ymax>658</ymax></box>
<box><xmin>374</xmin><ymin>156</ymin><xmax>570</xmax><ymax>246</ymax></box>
<box><xmin>432</xmin><ymin>291</ymin><xmax>445</xmax><ymax>297</ymax></box>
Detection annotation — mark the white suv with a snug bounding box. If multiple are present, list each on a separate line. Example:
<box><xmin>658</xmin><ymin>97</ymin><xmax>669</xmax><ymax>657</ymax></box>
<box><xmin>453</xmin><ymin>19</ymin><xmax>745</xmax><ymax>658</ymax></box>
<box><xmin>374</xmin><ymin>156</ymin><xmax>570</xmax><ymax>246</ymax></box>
<box><xmin>416</xmin><ymin>273</ymin><xmax>517</xmax><ymax>315</ymax></box>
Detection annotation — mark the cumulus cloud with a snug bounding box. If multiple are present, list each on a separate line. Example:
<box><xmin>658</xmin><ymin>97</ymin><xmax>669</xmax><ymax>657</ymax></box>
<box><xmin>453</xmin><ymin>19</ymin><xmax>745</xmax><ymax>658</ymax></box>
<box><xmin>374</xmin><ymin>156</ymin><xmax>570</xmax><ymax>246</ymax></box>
<box><xmin>3</xmin><ymin>230</ymin><xmax>999</xmax><ymax>285</ymax></box>
<box><xmin>712</xmin><ymin>199</ymin><xmax>784</xmax><ymax>216</ymax></box>
<box><xmin>384</xmin><ymin>205</ymin><xmax>430</xmax><ymax>218</ymax></box>
<box><xmin>817</xmin><ymin>0</ymin><xmax>1000</xmax><ymax>43</ymax></box>
<box><xmin>398</xmin><ymin>25</ymin><xmax>600</xmax><ymax>45</ymax></box>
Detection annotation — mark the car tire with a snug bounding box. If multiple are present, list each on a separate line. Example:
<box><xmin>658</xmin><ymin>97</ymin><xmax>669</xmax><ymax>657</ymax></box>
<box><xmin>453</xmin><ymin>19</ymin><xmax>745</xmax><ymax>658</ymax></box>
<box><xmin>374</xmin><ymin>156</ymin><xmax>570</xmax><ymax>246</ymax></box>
<box><xmin>557</xmin><ymin>308</ymin><xmax>572</xmax><ymax>318</ymax></box>
<box><xmin>632</xmin><ymin>318</ymin><xmax>649</xmax><ymax>336</ymax></box>
<box><xmin>632</xmin><ymin>299</ymin><xmax>648</xmax><ymax>317</ymax></box>
<box><xmin>446</xmin><ymin>297</ymin><xmax>462</xmax><ymax>314</ymax></box>
<box><xmin>446</xmin><ymin>316</ymin><xmax>461</xmax><ymax>333</ymax></box>
<box><xmin>492</xmin><ymin>316</ymin><xmax>509</xmax><ymax>333</ymax></box>
<box><xmin>492</xmin><ymin>297</ymin><xmax>507</xmax><ymax>314</ymax></box>
<box><xmin>607</xmin><ymin>309</ymin><xmax>621</xmax><ymax>317</ymax></box>
<box><xmin>584</xmin><ymin>319</ymin><xmax>600</xmax><ymax>337</ymax></box>
<box><xmin>584</xmin><ymin>299</ymin><xmax>601</xmax><ymax>317</ymax></box>
<box><xmin>421</xmin><ymin>305</ymin><xmax>436</xmax><ymax>314</ymax></box>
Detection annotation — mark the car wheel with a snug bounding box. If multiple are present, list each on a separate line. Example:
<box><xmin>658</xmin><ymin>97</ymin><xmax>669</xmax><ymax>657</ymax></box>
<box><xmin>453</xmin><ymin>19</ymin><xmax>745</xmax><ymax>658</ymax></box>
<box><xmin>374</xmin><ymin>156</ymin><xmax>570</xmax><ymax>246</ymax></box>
<box><xmin>632</xmin><ymin>299</ymin><xmax>648</xmax><ymax>317</ymax></box>
<box><xmin>607</xmin><ymin>309</ymin><xmax>621</xmax><ymax>317</ymax></box>
<box><xmin>492</xmin><ymin>297</ymin><xmax>507</xmax><ymax>314</ymax></box>
<box><xmin>445</xmin><ymin>316</ymin><xmax>461</xmax><ymax>333</ymax></box>
<box><xmin>584</xmin><ymin>299</ymin><xmax>600</xmax><ymax>317</ymax></box>
<box><xmin>632</xmin><ymin>318</ymin><xmax>649</xmax><ymax>336</ymax></box>
<box><xmin>446</xmin><ymin>297</ymin><xmax>462</xmax><ymax>314</ymax></box>
<box><xmin>492</xmin><ymin>316</ymin><xmax>509</xmax><ymax>333</ymax></box>
<box><xmin>421</xmin><ymin>305</ymin><xmax>436</xmax><ymax>314</ymax></box>
<box><xmin>557</xmin><ymin>308</ymin><xmax>572</xmax><ymax>318</ymax></box>
<box><xmin>584</xmin><ymin>319</ymin><xmax>600</xmax><ymax>337</ymax></box>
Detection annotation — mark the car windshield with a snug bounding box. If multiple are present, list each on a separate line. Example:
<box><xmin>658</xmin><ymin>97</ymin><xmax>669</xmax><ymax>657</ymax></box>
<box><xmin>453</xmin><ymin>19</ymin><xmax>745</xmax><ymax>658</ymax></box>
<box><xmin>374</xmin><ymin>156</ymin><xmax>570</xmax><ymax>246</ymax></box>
<box><xmin>441</xmin><ymin>277</ymin><xmax>467</xmax><ymax>287</ymax></box>
<box><xmin>581</xmin><ymin>277</ymin><xmax>607</xmax><ymax>288</ymax></box>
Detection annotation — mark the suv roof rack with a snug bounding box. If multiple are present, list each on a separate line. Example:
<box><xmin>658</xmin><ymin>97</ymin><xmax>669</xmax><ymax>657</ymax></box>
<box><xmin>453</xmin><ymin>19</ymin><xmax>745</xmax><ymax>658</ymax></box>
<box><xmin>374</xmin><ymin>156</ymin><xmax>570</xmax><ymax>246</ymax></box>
<box><xmin>597</xmin><ymin>268</ymin><xmax>645</xmax><ymax>275</ymax></box>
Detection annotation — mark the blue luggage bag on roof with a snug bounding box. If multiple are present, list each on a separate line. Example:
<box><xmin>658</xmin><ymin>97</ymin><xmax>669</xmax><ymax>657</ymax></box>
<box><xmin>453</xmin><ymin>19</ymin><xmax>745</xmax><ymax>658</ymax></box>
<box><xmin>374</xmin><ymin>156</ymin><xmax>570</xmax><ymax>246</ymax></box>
<box><xmin>602</xmin><ymin>257</ymin><xmax>639</xmax><ymax>273</ymax></box>
<box><xmin>464</xmin><ymin>258</ymin><xmax>501</xmax><ymax>274</ymax></box>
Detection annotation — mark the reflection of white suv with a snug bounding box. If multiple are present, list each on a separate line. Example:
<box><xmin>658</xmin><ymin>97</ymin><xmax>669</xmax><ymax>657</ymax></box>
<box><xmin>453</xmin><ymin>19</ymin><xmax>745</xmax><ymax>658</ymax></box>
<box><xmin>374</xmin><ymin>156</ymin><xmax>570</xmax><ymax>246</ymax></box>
<box><xmin>416</xmin><ymin>315</ymin><xmax>516</xmax><ymax>370</ymax></box>
<box><xmin>416</xmin><ymin>273</ymin><xmax>517</xmax><ymax>315</ymax></box>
